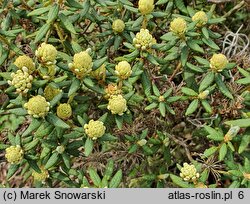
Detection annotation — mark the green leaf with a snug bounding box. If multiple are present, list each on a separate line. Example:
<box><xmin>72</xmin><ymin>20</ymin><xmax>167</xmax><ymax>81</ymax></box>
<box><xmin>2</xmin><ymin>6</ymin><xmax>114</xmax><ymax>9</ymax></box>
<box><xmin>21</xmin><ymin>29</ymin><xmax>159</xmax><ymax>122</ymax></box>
<box><xmin>45</xmin><ymin>152</ymin><xmax>59</xmax><ymax>169</ymax></box>
<box><xmin>201</xmin><ymin>100</ymin><xmax>212</xmax><ymax>114</ymax></box>
<box><xmin>201</xmin><ymin>27</ymin><xmax>209</xmax><ymax>39</ymax></box>
<box><xmin>7</xmin><ymin>164</ymin><xmax>19</xmax><ymax>179</ymax></box>
<box><xmin>202</xmin><ymin>38</ymin><xmax>220</xmax><ymax>50</ymax></box>
<box><xmin>27</xmin><ymin>7</ymin><xmax>51</xmax><ymax>16</ymax></box>
<box><xmin>115</xmin><ymin>115</ymin><xmax>123</xmax><ymax>130</ymax></box>
<box><xmin>109</xmin><ymin>170</ymin><xmax>122</xmax><ymax>188</ymax></box>
<box><xmin>27</xmin><ymin>160</ymin><xmax>41</xmax><ymax>173</ymax></box>
<box><xmin>156</xmin><ymin>0</ymin><xmax>169</xmax><ymax>5</ymax></box>
<box><xmin>68</xmin><ymin>77</ymin><xmax>80</xmax><ymax>97</ymax></box>
<box><xmin>204</xmin><ymin>126</ymin><xmax>224</xmax><ymax>141</ymax></box>
<box><xmin>123</xmin><ymin>4</ymin><xmax>138</xmax><ymax>13</ymax></box>
<box><xmin>62</xmin><ymin>153</ymin><xmax>71</xmax><ymax>169</ymax></box>
<box><xmin>181</xmin><ymin>87</ymin><xmax>198</xmax><ymax>96</ymax></box>
<box><xmin>236</xmin><ymin>76</ymin><xmax>250</xmax><ymax>85</ymax></box>
<box><xmin>181</xmin><ymin>45</ymin><xmax>188</xmax><ymax>66</ymax></box>
<box><xmin>186</xmin><ymin>62</ymin><xmax>204</xmax><ymax>73</ymax></box>
<box><xmin>199</xmin><ymin>72</ymin><xmax>215</xmax><ymax>92</ymax></box>
<box><xmin>159</xmin><ymin>102</ymin><xmax>166</xmax><ymax>117</ymax></box>
<box><xmin>219</xmin><ymin>143</ymin><xmax>227</xmax><ymax>161</ymax></box>
<box><xmin>104</xmin><ymin>160</ymin><xmax>114</xmax><ymax>180</ymax></box>
<box><xmin>146</xmin><ymin>54</ymin><xmax>159</xmax><ymax>65</ymax></box>
<box><xmin>141</xmin><ymin>71</ymin><xmax>152</xmax><ymax>98</ymax></box>
<box><xmin>174</xmin><ymin>0</ymin><xmax>188</xmax><ymax>14</ymax></box>
<box><xmin>46</xmin><ymin>113</ymin><xmax>70</xmax><ymax>129</ymax></box>
<box><xmin>8</xmin><ymin>108</ymin><xmax>27</xmax><ymax>116</ymax></box>
<box><xmin>215</xmin><ymin>75</ymin><xmax>233</xmax><ymax>99</ymax></box>
<box><xmin>84</xmin><ymin>137</ymin><xmax>94</xmax><ymax>156</ymax></box>
<box><xmin>238</xmin><ymin>135</ymin><xmax>250</xmax><ymax>154</ymax></box>
<box><xmin>88</xmin><ymin>168</ymin><xmax>101</xmax><ymax>187</ymax></box>
<box><xmin>24</xmin><ymin>138</ymin><xmax>39</xmax><ymax>151</ymax></box>
<box><xmin>225</xmin><ymin>119</ymin><xmax>250</xmax><ymax>128</ymax></box>
<box><xmin>66</xmin><ymin>0</ymin><xmax>83</xmax><ymax>8</ymax></box>
<box><xmin>204</xmin><ymin>146</ymin><xmax>218</xmax><ymax>157</ymax></box>
<box><xmin>35</xmin><ymin>23</ymin><xmax>50</xmax><ymax>43</ymax></box>
<box><xmin>47</xmin><ymin>4</ymin><xmax>59</xmax><ymax>24</ymax></box>
<box><xmin>194</xmin><ymin>56</ymin><xmax>210</xmax><ymax>67</ymax></box>
<box><xmin>187</xmin><ymin>40</ymin><xmax>204</xmax><ymax>53</ymax></box>
<box><xmin>185</xmin><ymin>99</ymin><xmax>199</xmax><ymax>116</ymax></box>
<box><xmin>152</xmin><ymin>84</ymin><xmax>160</xmax><ymax>96</ymax></box>
<box><xmin>145</xmin><ymin>102</ymin><xmax>158</xmax><ymax>111</ymax></box>
<box><xmin>132</xmin><ymin>16</ymin><xmax>144</xmax><ymax>28</ymax></box>
<box><xmin>92</xmin><ymin>56</ymin><xmax>108</xmax><ymax>70</ymax></box>
<box><xmin>59</xmin><ymin>13</ymin><xmax>77</xmax><ymax>34</ymax></box>
<box><xmin>170</xmin><ymin>174</ymin><xmax>193</xmax><ymax>188</ymax></box>
<box><xmin>22</xmin><ymin>119</ymin><xmax>41</xmax><ymax>137</ymax></box>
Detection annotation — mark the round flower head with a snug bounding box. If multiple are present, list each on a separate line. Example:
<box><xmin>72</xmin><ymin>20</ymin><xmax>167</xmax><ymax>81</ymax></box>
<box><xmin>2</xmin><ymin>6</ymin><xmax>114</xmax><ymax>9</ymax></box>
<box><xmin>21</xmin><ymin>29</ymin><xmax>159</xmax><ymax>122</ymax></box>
<box><xmin>69</xmin><ymin>51</ymin><xmax>93</xmax><ymax>79</ymax></box>
<box><xmin>84</xmin><ymin>119</ymin><xmax>106</xmax><ymax>140</ymax></box>
<box><xmin>56</xmin><ymin>103</ymin><xmax>72</xmax><ymax>120</ymax></box>
<box><xmin>14</xmin><ymin>55</ymin><xmax>35</xmax><ymax>73</ymax></box>
<box><xmin>104</xmin><ymin>83</ymin><xmax>122</xmax><ymax>99</ymax></box>
<box><xmin>5</xmin><ymin>145</ymin><xmax>24</xmax><ymax>164</ymax></box>
<box><xmin>112</xmin><ymin>19</ymin><xmax>125</xmax><ymax>33</ymax></box>
<box><xmin>138</xmin><ymin>0</ymin><xmax>154</xmax><ymax>15</ymax></box>
<box><xmin>32</xmin><ymin>167</ymin><xmax>49</xmax><ymax>182</ymax></box>
<box><xmin>35</xmin><ymin>43</ymin><xmax>57</xmax><ymax>65</ymax></box>
<box><xmin>115</xmin><ymin>61</ymin><xmax>132</xmax><ymax>80</ymax></box>
<box><xmin>133</xmin><ymin>29</ymin><xmax>156</xmax><ymax>50</ymax></box>
<box><xmin>44</xmin><ymin>84</ymin><xmax>61</xmax><ymax>101</ymax></box>
<box><xmin>24</xmin><ymin>95</ymin><xmax>50</xmax><ymax>118</ymax></box>
<box><xmin>210</xmin><ymin>53</ymin><xmax>228</xmax><ymax>72</ymax></box>
<box><xmin>90</xmin><ymin>64</ymin><xmax>106</xmax><ymax>81</ymax></box>
<box><xmin>170</xmin><ymin>17</ymin><xmax>187</xmax><ymax>36</ymax></box>
<box><xmin>8</xmin><ymin>67</ymin><xmax>33</xmax><ymax>94</ymax></box>
<box><xmin>180</xmin><ymin>163</ymin><xmax>200</xmax><ymax>182</ymax></box>
<box><xmin>192</xmin><ymin>11</ymin><xmax>208</xmax><ymax>27</ymax></box>
<box><xmin>107</xmin><ymin>94</ymin><xmax>127</xmax><ymax>115</ymax></box>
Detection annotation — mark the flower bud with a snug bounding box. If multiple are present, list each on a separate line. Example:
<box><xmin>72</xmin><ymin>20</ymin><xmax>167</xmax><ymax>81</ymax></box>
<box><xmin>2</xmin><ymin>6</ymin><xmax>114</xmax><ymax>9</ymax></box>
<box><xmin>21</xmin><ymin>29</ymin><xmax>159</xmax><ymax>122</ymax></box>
<box><xmin>192</xmin><ymin>11</ymin><xmax>208</xmax><ymax>27</ymax></box>
<box><xmin>138</xmin><ymin>0</ymin><xmax>154</xmax><ymax>15</ymax></box>
<box><xmin>90</xmin><ymin>64</ymin><xmax>106</xmax><ymax>81</ymax></box>
<box><xmin>32</xmin><ymin>167</ymin><xmax>49</xmax><ymax>182</ymax></box>
<box><xmin>112</xmin><ymin>19</ymin><xmax>125</xmax><ymax>33</ymax></box>
<box><xmin>39</xmin><ymin>64</ymin><xmax>56</xmax><ymax>80</ymax></box>
<box><xmin>35</xmin><ymin>43</ymin><xmax>57</xmax><ymax>65</ymax></box>
<box><xmin>158</xmin><ymin>96</ymin><xmax>165</xmax><ymax>102</ymax></box>
<box><xmin>44</xmin><ymin>85</ymin><xmax>61</xmax><ymax>101</ymax></box>
<box><xmin>180</xmin><ymin>163</ymin><xmax>200</xmax><ymax>182</ymax></box>
<box><xmin>133</xmin><ymin>29</ymin><xmax>156</xmax><ymax>50</ymax></box>
<box><xmin>198</xmin><ymin>90</ymin><xmax>209</xmax><ymax>100</ymax></box>
<box><xmin>115</xmin><ymin>61</ymin><xmax>132</xmax><ymax>80</ymax></box>
<box><xmin>56</xmin><ymin>145</ymin><xmax>65</xmax><ymax>154</ymax></box>
<box><xmin>170</xmin><ymin>17</ymin><xmax>187</xmax><ymax>36</ymax></box>
<box><xmin>224</xmin><ymin>126</ymin><xmax>240</xmax><ymax>142</ymax></box>
<box><xmin>24</xmin><ymin>95</ymin><xmax>50</xmax><ymax>118</ymax></box>
<box><xmin>137</xmin><ymin>139</ymin><xmax>147</xmax><ymax>146</ymax></box>
<box><xmin>14</xmin><ymin>55</ymin><xmax>35</xmax><ymax>73</ymax></box>
<box><xmin>107</xmin><ymin>94</ymin><xmax>127</xmax><ymax>115</ymax></box>
<box><xmin>210</xmin><ymin>53</ymin><xmax>228</xmax><ymax>72</ymax></box>
<box><xmin>69</xmin><ymin>51</ymin><xmax>93</xmax><ymax>79</ymax></box>
<box><xmin>104</xmin><ymin>84</ymin><xmax>122</xmax><ymax>99</ymax></box>
<box><xmin>84</xmin><ymin>119</ymin><xmax>106</xmax><ymax>140</ymax></box>
<box><xmin>56</xmin><ymin>103</ymin><xmax>72</xmax><ymax>120</ymax></box>
<box><xmin>5</xmin><ymin>145</ymin><xmax>24</xmax><ymax>164</ymax></box>
<box><xmin>8</xmin><ymin>67</ymin><xmax>33</xmax><ymax>94</ymax></box>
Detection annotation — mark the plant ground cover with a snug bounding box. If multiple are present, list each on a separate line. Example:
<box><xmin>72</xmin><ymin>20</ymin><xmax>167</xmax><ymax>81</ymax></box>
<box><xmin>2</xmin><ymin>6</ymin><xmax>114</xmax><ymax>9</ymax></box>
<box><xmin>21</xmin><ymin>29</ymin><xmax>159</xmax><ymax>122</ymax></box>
<box><xmin>0</xmin><ymin>0</ymin><xmax>250</xmax><ymax>188</ymax></box>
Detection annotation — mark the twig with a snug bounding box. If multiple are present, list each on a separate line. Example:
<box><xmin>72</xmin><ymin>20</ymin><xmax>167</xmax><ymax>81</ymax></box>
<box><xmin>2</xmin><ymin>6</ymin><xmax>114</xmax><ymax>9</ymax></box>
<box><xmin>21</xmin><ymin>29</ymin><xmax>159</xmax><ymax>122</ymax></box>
<box><xmin>222</xmin><ymin>1</ymin><xmax>246</xmax><ymax>18</ymax></box>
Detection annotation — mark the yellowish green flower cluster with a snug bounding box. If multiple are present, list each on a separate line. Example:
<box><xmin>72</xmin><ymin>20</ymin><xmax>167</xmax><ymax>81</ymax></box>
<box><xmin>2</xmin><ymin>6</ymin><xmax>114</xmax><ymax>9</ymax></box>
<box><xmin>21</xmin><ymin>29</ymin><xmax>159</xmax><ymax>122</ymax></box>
<box><xmin>35</xmin><ymin>43</ymin><xmax>57</xmax><ymax>65</ymax></box>
<box><xmin>198</xmin><ymin>90</ymin><xmax>209</xmax><ymax>100</ymax></box>
<box><xmin>210</xmin><ymin>53</ymin><xmax>228</xmax><ymax>72</ymax></box>
<box><xmin>5</xmin><ymin>145</ymin><xmax>24</xmax><ymax>164</ymax></box>
<box><xmin>192</xmin><ymin>11</ymin><xmax>208</xmax><ymax>27</ymax></box>
<box><xmin>44</xmin><ymin>84</ymin><xmax>61</xmax><ymax>101</ymax></box>
<box><xmin>180</xmin><ymin>163</ymin><xmax>200</xmax><ymax>182</ymax></box>
<box><xmin>107</xmin><ymin>94</ymin><xmax>127</xmax><ymax>115</ymax></box>
<box><xmin>84</xmin><ymin>119</ymin><xmax>106</xmax><ymax>140</ymax></box>
<box><xmin>138</xmin><ymin>0</ymin><xmax>154</xmax><ymax>15</ymax></box>
<box><xmin>90</xmin><ymin>64</ymin><xmax>106</xmax><ymax>81</ymax></box>
<box><xmin>112</xmin><ymin>19</ymin><xmax>125</xmax><ymax>33</ymax></box>
<box><xmin>69</xmin><ymin>51</ymin><xmax>93</xmax><ymax>79</ymax></box>
<box><xmin>8</xmin><ymin>67</ymin><xmax>33</xmax><ymax>94</ymax></box>
<box><xmin>56</xmin><ymin>103</ymin><xmax>72</xmax><ymax>120</ymax></box>
<box><xmin>24</xmin><ymin>95</ymin><xmax>50</xmax><ymax>118</ymax></box>
<box><xmin>32</xmin><ymin>167</ymin><xmax>49</xmax><ymax>182</ymax></box>
<box><xmin>14</xmin><ymin>55</ymin><xmax>35</xmax><ymax>73</ymax></box>
<box><xmin>170</xmin><ymin>17</ymin><xmax>187</xmax><ymax>36</ymax></box>
<box><xmin>115</xmin><ymin>61</ymin><xmax>132</xmax><ymax>80</ymax></box>
<box><xmin>133</xmin><ymin>29</ymin><xmax>156</xmax><ymax>50</ymax></box>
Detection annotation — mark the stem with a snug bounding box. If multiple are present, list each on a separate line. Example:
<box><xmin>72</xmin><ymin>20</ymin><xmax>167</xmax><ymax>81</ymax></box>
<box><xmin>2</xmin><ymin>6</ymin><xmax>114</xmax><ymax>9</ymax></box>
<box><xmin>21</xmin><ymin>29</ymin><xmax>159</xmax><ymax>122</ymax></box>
<box><xmin>223</xmin><ymin>1</ymin><xmax>246</xmax><ymax>18</ymax></box>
